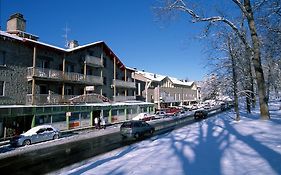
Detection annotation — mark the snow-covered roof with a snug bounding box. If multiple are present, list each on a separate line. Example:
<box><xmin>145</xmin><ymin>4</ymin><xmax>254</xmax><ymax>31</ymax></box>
<box><xmin>136</xmin><ymin>71</ymin><xmax>166</xmax><ymax>82</ymax></box>
<box><xmin>0</xmin><ymin>30</ymin><xmax>126</xmax><ymax>68</ymax></box>
<box><xmin>0</xmin><ymin>30</ymin><xmax>24</xmax><ymax>41</ymax></box>
<box><xmin>168</xmin><ymin>77</ymin><xmax>194</xmax><ymax>86</ymax></box>
<box><xmin>136</xmin><ymin>70</ymin><xmax>194</xmax><ymax>87</ymax></box>
<box><xmin>0</xmin><ymin>30</ymin><xmax>104</xmax><ymax>52</ymax></box>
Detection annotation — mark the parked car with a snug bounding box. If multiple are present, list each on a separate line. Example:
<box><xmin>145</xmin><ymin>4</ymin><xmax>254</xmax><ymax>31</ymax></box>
<box><xmin>132</xmin><ymin>113</ymin><xmax>154</xmax><ymax>121</ymax></box>
<box><xmin>10</xmin><ymin>125</ymin><xmax>60</xmax><ymax>147</ymax></box>
<box><xmin>220</xmin><ymin>103</ymin><xmax>227</xmax><ymax>111</ymax></box>
<box><xmin>191</xmin><ymin>104</ymin><xmax>198</xmax><ymax>110</ymax></box>
<box><xmin>154</xmin><ymin>111</ymin><xmax>168</xmax><ymax>119</ymax></box>
<box><xmin>177</xmin><ymin>110</ymin><xmax>187</xmax><ymax>118</ymax></box>
<box><xmin>166</xmin><ymin>107</ymin><xmax>181</xmax><ymax>115</ymax></box>
<box><xmin>194</xmin><ymin>109</ymin><xmax>208</xmax><ymax>120</ymax></box>
<box><xmin>120</xmin><ymin>120</ymin><xmax>155</xmax><ymax>139</ymax></box>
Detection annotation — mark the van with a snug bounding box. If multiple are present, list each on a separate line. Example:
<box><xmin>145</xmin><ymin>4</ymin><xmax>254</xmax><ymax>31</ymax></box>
<box><xmin>120</xmin><ymin>120</ymin><xmax>155</xmax><ymax>139</ymax></box>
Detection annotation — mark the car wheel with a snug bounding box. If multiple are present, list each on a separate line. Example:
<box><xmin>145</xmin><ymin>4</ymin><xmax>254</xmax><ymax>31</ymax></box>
<box><xmin>53</xmin><ymin>134</ymin><xmax>59</xmax><ymax>140</ymax></box>
<box><xmin>22</xmin><ymin>139</ymin><xmax>31</xmax><ymax>146</ymax></box>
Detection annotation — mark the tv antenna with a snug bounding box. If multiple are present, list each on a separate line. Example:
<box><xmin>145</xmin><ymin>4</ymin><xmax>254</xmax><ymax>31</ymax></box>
<box><xmin>0</xmin><ymin>0</ymin><xmax>2</xmax><ymax>30</ymax></box>
<box><xmin>62</xmin><ymin>23</ymin><xmax>70</xmax><ymax>48</ymax></box>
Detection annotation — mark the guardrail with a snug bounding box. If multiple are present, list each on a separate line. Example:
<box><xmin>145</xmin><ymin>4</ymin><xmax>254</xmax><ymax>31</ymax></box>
<box><xmin>0</xmin><ymin>105</ymin><xmax>230</xmax><ymax>174</ymax></box>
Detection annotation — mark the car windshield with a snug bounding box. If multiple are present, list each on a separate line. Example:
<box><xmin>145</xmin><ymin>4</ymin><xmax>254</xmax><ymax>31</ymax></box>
<box><xmin>121</xmin><ymin>122</ymin><xmax>133</xmax><ymax>128</ymax></box>
<box><xmin>24</xmin><ymin>127</ymin><xmax>42</xmax><ymax>135</ymax></box>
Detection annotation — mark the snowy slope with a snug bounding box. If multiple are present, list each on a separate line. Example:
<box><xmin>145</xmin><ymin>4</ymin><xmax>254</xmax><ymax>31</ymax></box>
<box><xmin>51</xmin><ymin>101</ymin><xmax>281</xmax><ymax>175</ymax></box>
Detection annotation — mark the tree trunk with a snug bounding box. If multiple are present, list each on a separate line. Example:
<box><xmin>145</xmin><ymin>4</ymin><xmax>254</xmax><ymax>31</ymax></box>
<box><xmin>244</xmin><ymin>0</ymin><xmax>270</xmax><ymax>119</ymax></box>
<box><xmin>245</xmin><ymin>47</ymin><xmax>252</xmax><ymax>113</ymax></box>
<box><xmin>228</xmin><ymin>37</ymin><xmax>240</xmax><ymax>121</ymax></box>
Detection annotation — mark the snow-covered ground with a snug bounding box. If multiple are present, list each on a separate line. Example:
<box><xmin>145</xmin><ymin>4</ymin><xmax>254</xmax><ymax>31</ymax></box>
<box><xmin>51</xmin><ymin>101</ymin><xmax>281</xmax><ymax>175</ymax></box>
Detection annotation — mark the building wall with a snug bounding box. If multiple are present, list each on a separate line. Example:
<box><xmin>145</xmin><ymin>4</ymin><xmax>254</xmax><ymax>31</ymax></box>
<box><xmin>101</xmin><ymin>51</ymin><xmax>114</xmax><ymax>98</ymax></box>
<box><xmin>0</xmin><ymin>34</ymin><xmax>136</xmax><ymax>105</ymax></box>
<box><xmin>0</xmin><ymin>38</ymin><xmax>32</xmax><ymax>104</ymax></box>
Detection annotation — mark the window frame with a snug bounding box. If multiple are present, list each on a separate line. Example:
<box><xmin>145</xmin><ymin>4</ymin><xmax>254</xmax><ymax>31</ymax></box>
<box><xmin>0</xmin><ymin>81</ymin><xmax>5</xmax><ymax>96</ymax></box>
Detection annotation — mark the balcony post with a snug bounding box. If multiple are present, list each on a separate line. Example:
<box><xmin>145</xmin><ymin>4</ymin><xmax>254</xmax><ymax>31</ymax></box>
<box><xmin>124</xmin><ymin>69</ymin><xmax>127</xmax><ymax>97</ymax></box>
<box><xmin>84</xmin><ymin>63</ymin><xmax>87</xmax><ymax>95</ymax></box>
<box><xmin>133</xmin><ymin>71</ymin><xmax>136</xmax><ymax>97</ymax></box>
<box><xmin>62</xmin><ymin>55</ymin><xmax>65</xmax><ymax>99</ymax></box>
<box><xmin>100</xmin><ymin>52</ymin><xmax>103</xmax><ymax>95</ymax></box>
<box><xmin>31</xmin><ymin>46</ymin><xmax>37</xmax><ymax>105</ymax></box>
<box><xmin>113</xmin><ymin>57</ymin><xmax>116</xmax><ymax>100</ymax></box>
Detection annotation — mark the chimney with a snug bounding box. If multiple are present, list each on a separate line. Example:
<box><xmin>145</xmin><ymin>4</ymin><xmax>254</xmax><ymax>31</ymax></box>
<box><xmin>68</xmin><ymin>40</ymin><xmax>79</xmax><ymax>49</ymax></box>
<box><xmin>6</xmin><ymin>13</ymin><xmax>39</xmax><ymax>41</ymax></box>
<box><xmin>7</xmin><ymin>13</ymin><xmax>26</xmax><ymax>32</ymax></box>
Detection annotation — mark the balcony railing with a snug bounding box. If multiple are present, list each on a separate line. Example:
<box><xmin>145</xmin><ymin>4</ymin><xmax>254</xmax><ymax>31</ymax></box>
<box><xmin>27</xmin><ymin>67</ymin><xmax>103</xmax><ymax>85</ymax></box>
<box><xmin>113</xmin><ymin>95</ymin><xmax>136</xmax><ymax>102</ymax></box>
<box><xmin>85</xmin><ymin>75</ymin><xmax>103</xmax><ymax>85</ymax></box>
<box><xmin>69</xmin><ymin>94</ymin><xmax>111</xmax><ymax>103</ymax></box>
<box><xmin>27</xmin><ymin>67</ymin><xmax>63</xmax><ymax>81</ymax></box>
<box><xmin>85</xmin><ymin>55</ymin><xmax>103</xmax><ymax>67</ymax></box>
<box><xmin>26</xmin><ymin>93</ymin><xmax>109</xmax><ymax>105</ymax></box>
<box><xmin>112</xmin><ymin>79</ymin><xmax>136</xmax><ymax>89</ymax></box>
<box><xmin>26</xmin><ymin>94</ymin><xmax>75</xmax><ymax>105</ymax></box>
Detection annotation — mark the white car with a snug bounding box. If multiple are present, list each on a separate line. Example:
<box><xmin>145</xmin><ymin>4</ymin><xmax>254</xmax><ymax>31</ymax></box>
<box><xmin>10</xmin><ymin>125</ymin><xmax>60</xmax><ymax>147</ymax></box>
<box><xmin>132</xmin><ymin>113</ymin><xmax>154</xmax><ymax>121</ymax></box>
<box><xmin>155</xmin><ymin>111</ymin><xmax>168</xmax><ymax>119</ymax></box>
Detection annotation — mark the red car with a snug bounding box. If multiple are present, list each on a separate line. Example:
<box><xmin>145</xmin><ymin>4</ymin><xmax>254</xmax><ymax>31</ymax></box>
<box><xmin>132</xmin><ymin>113</ymin><xmax>155</xmax><ymax>121</ymax></box>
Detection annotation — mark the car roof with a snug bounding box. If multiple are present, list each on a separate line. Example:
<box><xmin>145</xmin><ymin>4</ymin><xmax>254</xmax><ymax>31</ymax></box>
<box><xmin>123</xmin><ymin>120</ymin><xmax>144</xmax><ymax>124</ymax></box>
<box><xmin>23</xmin><ymin>125</ymin><xmax>55</xmax><ymax>135</ymax></box>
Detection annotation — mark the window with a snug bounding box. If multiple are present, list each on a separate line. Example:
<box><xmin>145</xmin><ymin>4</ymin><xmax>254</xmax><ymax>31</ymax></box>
<box><xmin>40</xmin><ymin>59</ymin><xmax>50</xmax><ymax>69</ymax></box>
<box><xmin>0</xmin><ymin>51</ymin><xmax>6</xmax><ymax>65</ymax></box>
<box><xmin>89</xmin><ymin>51</ymin><xmax>94</xmax><ymax>56</ymax></box>
<box><xmin>65</xmin><ymin>86</ymin><xmax>74</xmax><ymax>95</ymax></box>
<box><xmin>103</xmin><ymin>58</ymin><xmax>107</xmax><ymax>67</ymax></box>
<box><xmin>66</xmin><ymin>64</ymin><xmax>75</xmax><ymax>72</ymax></box>
<box><xmin>39</xmin><ymin>85</ymin><xmax>48</xmax><ymax>94</ymax></box>
<box><xmin>103</xmin><ymin>77</ymin><xmax>107</xmax><ymax>85</ymax></box>
<box><xmin>0</xmin><ymin>81</ymin><xmax>5</xmax><ymax>96</ymax></box>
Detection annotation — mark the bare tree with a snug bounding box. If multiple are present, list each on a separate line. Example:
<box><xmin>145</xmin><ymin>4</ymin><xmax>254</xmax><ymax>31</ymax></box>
<box><xmin>157</xmin><ymin>0</ymin><xmax>270</xmax><ymax>119</ymax></box>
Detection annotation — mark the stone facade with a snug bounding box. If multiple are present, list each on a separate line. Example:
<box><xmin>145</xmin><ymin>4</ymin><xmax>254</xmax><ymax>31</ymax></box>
<box><xmin>0</xmin><ymin>32</ymin><xmax>136</xmax><ymax>105</ymax></box>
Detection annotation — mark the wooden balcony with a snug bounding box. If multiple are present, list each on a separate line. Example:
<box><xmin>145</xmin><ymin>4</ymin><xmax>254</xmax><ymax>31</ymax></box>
<box><xmin>112</xmin><ymin>79</ymin><xmax>136</xmax><ymax>89</ymax></box>
<box><xmin>26</xmin><ymin>94</ymin><xmax>75</xmax><ymax>105</ymax></box>
<box><xmin>26</xmin><ymin>93</ymin><xmax>109</xmax><ymax>105</ymax></box>
<box><xmin>113</xmin><ymin>95</ymin><xmax>136</xmax><ymax>102</ymax></box>
<box><xmin>85</xmin><ymin>55</ymin><xmax>103</xmax><ymax>67</ymax></box>
<box><xmin>27</xmin><ymin>67</ymin><xmax>103</xmax><ymax>85</ymax></box>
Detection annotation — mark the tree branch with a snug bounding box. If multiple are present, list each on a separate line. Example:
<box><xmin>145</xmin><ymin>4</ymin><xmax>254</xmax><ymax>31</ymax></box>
<box><xmin>166</xmin><ymin>0</ymin><xmax>252</xmax><ymax>51</ymax></box>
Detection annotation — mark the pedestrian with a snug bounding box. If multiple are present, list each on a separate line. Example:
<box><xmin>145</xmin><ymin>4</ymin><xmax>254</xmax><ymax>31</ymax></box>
<box><xmin>101</xmin><ymin>117</ymin><xmax>106</xmax><ymax>129</ymax></box>
<box><xmin>94</xmin><ymin>117</ymin><xmax>99</xmax><ymax>129</ymax></box>
<box><xmin>98</xmin><ymin>117</ymin><xmax>101</xmax><ymax>129</ymax></box>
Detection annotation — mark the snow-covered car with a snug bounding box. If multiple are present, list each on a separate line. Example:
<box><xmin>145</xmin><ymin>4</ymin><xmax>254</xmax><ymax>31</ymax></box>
<box><xmin>132</xmin><ymin>113</ymin><xmax>154</xmax><ymax>121</ymax></box>
<box><xmin>10</xmin><ymin>125</ymin><xmax>60</xmax><ymax>147</ymax></box>
<box><xmin>120</xmin><ymin>120</ymin><xmax>155</xmax><ymax>139</ymax></box>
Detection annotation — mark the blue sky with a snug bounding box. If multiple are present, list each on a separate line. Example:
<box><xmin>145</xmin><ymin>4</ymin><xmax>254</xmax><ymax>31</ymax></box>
<box><xmin>0</xmin><ymin>0</ymin><xmax>209</xmax><ymax>81</ymax></box>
